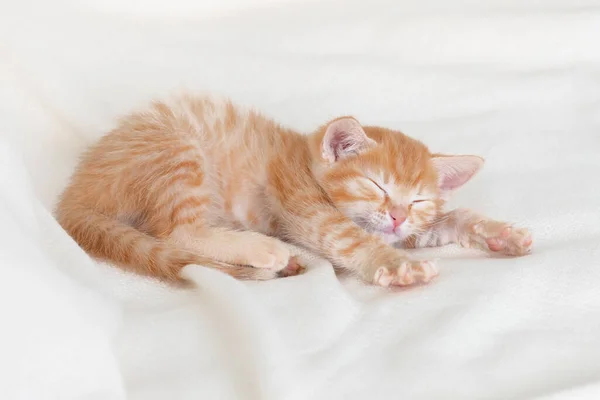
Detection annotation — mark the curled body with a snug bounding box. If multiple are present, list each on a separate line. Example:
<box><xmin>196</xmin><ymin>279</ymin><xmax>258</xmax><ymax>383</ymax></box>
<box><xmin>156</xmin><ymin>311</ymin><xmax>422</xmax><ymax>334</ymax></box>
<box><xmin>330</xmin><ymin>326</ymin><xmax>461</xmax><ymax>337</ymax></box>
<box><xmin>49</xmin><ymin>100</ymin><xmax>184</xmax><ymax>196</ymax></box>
<box><xmin>55</xmin><ymin>94</ymin><xmax>532</xmax><ymax>287</ymax></box>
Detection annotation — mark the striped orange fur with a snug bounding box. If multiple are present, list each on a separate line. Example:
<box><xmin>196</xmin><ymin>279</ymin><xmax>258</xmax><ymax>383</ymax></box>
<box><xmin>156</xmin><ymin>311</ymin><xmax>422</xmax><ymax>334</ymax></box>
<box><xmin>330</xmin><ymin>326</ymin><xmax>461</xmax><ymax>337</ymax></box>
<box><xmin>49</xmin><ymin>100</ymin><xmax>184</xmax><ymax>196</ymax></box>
<box><xmin>55</xmin><ymin>94</ymin><xmax>532</xmax><ymax>287</ymax></box>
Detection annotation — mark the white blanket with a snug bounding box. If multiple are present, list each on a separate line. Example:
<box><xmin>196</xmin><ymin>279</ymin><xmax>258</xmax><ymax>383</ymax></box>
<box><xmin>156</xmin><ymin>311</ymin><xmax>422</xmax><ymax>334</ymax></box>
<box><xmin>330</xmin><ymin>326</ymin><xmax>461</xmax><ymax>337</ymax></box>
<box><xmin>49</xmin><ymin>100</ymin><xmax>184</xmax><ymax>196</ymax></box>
<box><xmin>2</xmin><ymin>1</ymin><xmax>600</xmax><ymax>399</ymax></box>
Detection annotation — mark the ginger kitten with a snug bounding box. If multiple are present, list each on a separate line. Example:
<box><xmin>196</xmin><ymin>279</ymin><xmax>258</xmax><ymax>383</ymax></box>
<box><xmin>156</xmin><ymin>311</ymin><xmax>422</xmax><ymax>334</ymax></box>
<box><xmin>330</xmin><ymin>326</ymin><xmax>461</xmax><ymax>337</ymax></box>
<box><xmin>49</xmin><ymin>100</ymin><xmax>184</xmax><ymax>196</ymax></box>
<box><xmin>55</xmin><ymin>94</ymin><xmax>532</xmax><ymax>287</ymax></box>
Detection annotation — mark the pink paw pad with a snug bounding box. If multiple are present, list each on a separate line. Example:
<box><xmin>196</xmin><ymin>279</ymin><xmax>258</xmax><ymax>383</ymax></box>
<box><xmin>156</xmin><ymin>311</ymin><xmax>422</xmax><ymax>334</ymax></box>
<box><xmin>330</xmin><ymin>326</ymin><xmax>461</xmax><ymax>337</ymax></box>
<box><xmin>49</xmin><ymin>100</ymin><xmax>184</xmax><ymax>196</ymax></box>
<box><xmin>478</xmin><ymin>224</ymin><xmax>533</xmax><ymax>256</ymax></box>
<box><xmin>277</xmin><ymin>256</ymin><xmax>306</xmax><ymax>278</ymax></box>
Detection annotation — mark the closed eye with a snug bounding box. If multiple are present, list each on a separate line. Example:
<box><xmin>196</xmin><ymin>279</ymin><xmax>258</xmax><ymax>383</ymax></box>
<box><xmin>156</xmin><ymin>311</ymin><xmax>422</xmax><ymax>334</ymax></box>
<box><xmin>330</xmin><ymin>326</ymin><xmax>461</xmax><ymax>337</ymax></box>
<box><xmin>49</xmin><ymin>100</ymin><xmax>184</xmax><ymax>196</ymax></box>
<box><xmin>411</xmin><ymin>197</ymin><xmax>430</xmax><ymax>204</ymax></box>
<box><xmin>367</xmin><ymin>178</ymin><xmax>387</xmax><ymax>195</ymax></box>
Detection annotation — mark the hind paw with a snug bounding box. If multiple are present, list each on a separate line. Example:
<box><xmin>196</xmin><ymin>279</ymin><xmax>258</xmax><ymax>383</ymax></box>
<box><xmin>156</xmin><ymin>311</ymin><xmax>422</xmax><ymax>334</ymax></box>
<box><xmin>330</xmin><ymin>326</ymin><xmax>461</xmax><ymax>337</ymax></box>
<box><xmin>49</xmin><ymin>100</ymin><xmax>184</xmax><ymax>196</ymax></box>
<box><xmin>277</xmin><ymin>256</ymin><xmax>306</xmax><ymax>278</ymax></box>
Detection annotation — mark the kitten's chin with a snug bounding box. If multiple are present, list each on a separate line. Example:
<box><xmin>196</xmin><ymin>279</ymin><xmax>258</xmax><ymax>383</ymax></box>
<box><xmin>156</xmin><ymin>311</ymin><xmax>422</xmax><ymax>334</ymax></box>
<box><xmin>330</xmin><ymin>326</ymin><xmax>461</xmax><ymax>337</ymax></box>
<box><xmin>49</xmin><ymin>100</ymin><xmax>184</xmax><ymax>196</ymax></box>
<box><xmin>379</xmin><ymin>232</ymin><xmax>403</xmax><ymax>245</ymax></box>
<box><xmin>376</xmin><ymin>228</ymin><xmax>414</xmax><ymax>245</ymax></box>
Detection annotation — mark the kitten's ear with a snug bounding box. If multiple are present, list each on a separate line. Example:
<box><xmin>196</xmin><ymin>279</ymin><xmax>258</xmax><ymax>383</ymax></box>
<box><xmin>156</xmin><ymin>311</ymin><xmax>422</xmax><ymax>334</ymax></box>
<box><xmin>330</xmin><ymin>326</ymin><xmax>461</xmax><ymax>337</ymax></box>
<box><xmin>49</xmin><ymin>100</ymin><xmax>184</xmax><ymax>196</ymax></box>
<box><xmin>321</xmin><ymin>117</ymin><xmax>376</xmax><ymax>163</ymax></box>
<box><xmin>432</xmin><ymin>154</ymin><xmax>484</xmax><ymax>195</ymax></box>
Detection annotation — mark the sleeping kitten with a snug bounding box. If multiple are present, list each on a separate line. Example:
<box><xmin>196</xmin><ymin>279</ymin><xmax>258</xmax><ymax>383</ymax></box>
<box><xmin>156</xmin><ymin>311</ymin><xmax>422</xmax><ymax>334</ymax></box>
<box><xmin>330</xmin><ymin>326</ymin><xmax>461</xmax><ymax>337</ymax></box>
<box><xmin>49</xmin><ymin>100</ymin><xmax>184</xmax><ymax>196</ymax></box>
<box><xmin>55</xmin><ymin>94</ymin><xmax>532</xmax><ymax>287</ymax></box>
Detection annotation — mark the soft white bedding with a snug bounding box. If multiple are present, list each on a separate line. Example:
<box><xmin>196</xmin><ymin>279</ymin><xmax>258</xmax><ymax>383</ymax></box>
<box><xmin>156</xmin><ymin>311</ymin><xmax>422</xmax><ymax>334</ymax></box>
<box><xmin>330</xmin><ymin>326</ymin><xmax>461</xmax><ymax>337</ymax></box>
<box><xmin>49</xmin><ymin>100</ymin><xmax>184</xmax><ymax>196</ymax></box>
<box><xmin>2</xmin><ymin>1</ymin><xmax>600</xmax><ymax>399</ymax></box>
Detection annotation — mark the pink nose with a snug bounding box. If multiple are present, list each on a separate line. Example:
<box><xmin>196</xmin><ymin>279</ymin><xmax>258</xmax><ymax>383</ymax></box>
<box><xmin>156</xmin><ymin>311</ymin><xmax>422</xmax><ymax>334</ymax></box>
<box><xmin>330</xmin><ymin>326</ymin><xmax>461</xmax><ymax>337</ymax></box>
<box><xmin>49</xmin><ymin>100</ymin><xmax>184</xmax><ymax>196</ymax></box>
<box><xmin>392</xmin><ymin>216</ymin><xmax>406</xmax><ymax>228</ymax></box>
<box><xmin>390</xmin><ymin>207</ymin><xmax>407</xmax><ymax>228</ymax></box>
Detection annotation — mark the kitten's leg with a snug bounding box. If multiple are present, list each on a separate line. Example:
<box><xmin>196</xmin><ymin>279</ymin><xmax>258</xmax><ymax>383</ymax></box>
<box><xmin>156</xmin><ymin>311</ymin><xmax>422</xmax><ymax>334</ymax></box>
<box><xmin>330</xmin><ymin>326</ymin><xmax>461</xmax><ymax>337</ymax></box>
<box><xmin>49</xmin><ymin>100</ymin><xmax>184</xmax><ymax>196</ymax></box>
<box><xmin>157</xmin><ymin>183</ymin><xmax>301</xmax><ymax>279</ymax></box>
<box><xmin>169</xmin><ymin>225</ymin><xmax>305</xmax><ymax>279</ymax></box>
<box><xmin>275</xmin><ymin>202</ymin><xmax>437</xmax><ymax>287</ymax></box>
<box><xmin>192</xmin><ymin>255</ymin><xmax>305</xmax><ymax>281</ymax></box>
<box><xmin>410</xmin><ymin>208</ymin><xmax>533</xmax><ymax>256</ymax></box>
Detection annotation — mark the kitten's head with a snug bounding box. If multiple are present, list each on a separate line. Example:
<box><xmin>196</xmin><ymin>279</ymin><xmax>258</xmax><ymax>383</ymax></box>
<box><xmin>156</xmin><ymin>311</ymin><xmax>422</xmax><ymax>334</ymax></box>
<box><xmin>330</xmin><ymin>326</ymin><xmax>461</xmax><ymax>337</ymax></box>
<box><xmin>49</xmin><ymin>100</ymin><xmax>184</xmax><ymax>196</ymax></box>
<box><xmin>310</xmin><ymin>117</ymin><xmax>484</xmax><ymax>244</ymax></box>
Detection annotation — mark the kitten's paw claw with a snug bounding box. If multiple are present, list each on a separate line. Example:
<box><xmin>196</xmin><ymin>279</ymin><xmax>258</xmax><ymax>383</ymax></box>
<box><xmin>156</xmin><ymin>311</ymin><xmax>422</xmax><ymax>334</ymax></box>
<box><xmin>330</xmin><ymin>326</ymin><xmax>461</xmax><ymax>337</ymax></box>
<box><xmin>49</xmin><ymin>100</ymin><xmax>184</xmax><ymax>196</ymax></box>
<box><xmin>502</xmin><ymin>226</ymin><xmax>533</xmax><ymax>256</ymax></box>
<box><xmin>473</xmin><ymin>221</ymin><xmax>533</xmax><ymax>256</ymax></box>
<box><xmin>277</xmin><ymin>256</ymin><xmax>306</xmax><ymax>278</ymax></box>
<box><xmin>374</xmin><ymin>260</ymin><xmax>438</xmax><ymax>287</ymax></box>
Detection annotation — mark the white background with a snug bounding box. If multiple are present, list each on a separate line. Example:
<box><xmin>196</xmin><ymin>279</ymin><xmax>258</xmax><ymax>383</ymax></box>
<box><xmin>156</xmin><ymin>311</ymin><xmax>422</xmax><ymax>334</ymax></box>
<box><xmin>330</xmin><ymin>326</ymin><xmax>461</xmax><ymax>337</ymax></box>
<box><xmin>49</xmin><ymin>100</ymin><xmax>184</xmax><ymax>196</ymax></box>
<box><xmin>1</xmin><ymin>0</ymin><xmax>600</xmax><ymax>399</ymax></box>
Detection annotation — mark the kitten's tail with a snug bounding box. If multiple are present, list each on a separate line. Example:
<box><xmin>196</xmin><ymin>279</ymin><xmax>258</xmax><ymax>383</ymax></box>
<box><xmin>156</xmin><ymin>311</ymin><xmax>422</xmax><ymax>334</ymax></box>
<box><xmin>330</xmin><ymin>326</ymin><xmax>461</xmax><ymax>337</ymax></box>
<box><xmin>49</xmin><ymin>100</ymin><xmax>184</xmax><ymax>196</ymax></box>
<box><xmin>55</xmin><ymin>207</ymin><xmax>248</xmax><ymax>283</ymax></box>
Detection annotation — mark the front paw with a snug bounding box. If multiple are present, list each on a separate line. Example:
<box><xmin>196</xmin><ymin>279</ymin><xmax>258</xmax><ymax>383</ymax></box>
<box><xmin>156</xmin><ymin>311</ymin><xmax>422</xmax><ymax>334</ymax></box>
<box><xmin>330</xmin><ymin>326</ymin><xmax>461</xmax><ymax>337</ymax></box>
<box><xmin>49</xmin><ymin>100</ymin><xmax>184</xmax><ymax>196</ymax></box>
<box><xmin>373</xmin><ymin>260</ymin><xmax>438</xmax><ymax>288</ymax></box>
<box><xmin>470</xmin><ymin>220</ymin><xmax>533</xmax><ymax>256</ymax></box>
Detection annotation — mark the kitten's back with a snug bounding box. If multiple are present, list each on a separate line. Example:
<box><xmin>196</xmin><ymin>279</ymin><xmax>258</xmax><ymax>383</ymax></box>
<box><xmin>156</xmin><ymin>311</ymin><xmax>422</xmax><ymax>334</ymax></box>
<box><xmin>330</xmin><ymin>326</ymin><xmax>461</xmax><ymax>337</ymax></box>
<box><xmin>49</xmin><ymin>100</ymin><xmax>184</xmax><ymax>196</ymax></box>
<box><xmin>55</xmin><ymin>94</ymin><xmax>292</xmax><ymax>281</ymax></box>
